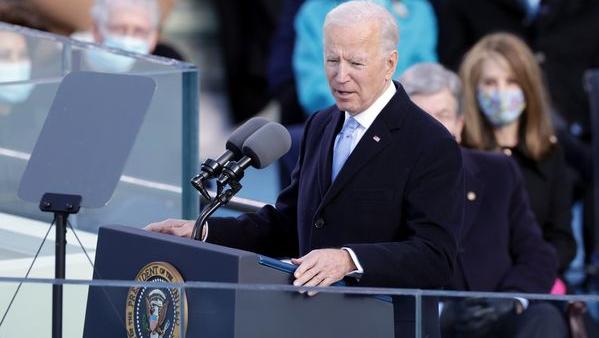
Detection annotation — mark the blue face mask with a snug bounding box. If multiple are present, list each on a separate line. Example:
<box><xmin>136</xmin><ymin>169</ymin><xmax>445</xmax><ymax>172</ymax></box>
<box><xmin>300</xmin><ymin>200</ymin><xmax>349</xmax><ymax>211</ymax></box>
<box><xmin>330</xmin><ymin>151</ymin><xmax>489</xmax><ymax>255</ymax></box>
<box><xmin>477</xmin><ymin>88</ymin><xmax>526</xmax><ymax>127</ymax></box>
<box><xmin>0</xmin><ymin>61</ymin><xmax>34</xmax><ymax>104</ymax></box>
<box><xmin>104</xmin><ymin>34</ymin><xmax>151</xmax><ymax>55</ymax></box>
<box><xmin>85</xmin><ymin>34</ymin><xmax>150</xmax><ymax>73</ymax></box>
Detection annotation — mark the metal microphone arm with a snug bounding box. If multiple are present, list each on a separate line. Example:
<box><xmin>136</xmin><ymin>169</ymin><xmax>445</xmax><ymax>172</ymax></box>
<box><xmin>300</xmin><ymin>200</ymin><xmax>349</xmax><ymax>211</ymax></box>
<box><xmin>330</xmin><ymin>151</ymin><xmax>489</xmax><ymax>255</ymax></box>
<box><xmin>192</xmin><ymin>177</ymin><xmax>243</xmax><ymax>240</ymax></box>
<box><xmin>191</xmin><ymin>150</ymin><xmax>238</xmax><ymax>202</ymax></box>
<box><xmin>190</xmin><ymin>158</ymin><xmax>221</xmax><ymax>202</ymax></box>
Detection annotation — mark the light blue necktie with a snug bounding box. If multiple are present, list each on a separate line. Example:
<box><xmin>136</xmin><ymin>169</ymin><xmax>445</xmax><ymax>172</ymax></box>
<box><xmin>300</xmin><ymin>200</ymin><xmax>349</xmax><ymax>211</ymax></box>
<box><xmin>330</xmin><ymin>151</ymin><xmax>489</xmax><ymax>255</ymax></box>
<box><xmin>332</xmin><ymin>117</ymin><xmax>360</xmax><ymax>181</ymax></box>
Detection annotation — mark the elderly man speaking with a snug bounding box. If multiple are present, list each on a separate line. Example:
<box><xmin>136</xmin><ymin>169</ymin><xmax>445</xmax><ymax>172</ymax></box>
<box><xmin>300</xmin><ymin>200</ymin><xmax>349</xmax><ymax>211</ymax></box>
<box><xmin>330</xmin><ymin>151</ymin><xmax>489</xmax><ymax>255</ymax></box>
<box><xmin>147</xmin><ymin>1</ymin><xmax>463</xmax><ymax>336</ymax></box>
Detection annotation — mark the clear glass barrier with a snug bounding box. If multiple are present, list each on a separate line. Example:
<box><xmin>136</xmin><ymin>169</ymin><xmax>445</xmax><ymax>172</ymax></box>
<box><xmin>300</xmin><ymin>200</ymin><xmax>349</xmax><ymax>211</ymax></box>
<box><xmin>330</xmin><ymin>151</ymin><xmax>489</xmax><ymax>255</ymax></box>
<box><xmin>0</xmin><ymin>277</ymin><xmax>598</xmax><ymax>337</ymax></box>
<box><xmin>0</xmin><ymin>23</ymin><xmax>199</xmax><ymax>233</ymax></box>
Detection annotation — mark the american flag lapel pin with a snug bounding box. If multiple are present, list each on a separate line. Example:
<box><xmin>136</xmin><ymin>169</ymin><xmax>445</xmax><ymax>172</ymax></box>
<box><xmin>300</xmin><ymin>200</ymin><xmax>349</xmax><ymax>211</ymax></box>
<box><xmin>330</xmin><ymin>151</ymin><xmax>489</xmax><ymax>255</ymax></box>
<box><xmin>373</xmin><ymin>135</ymin><xmax>380</xmax><ymax>142</ymax></box>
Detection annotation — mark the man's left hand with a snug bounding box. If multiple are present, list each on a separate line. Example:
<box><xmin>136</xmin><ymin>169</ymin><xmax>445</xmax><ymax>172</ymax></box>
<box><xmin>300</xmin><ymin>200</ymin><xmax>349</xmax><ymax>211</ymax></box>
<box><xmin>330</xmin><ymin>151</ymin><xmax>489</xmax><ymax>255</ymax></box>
<box><xmin>291</xmin><ymin>249</ymin><xmax>356</xmax><ymax>296</ymax></box>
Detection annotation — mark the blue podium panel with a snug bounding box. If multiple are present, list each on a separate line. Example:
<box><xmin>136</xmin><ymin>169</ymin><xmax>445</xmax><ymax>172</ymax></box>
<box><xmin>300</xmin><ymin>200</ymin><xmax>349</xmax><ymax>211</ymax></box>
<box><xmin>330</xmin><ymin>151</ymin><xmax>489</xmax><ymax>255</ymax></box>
<box><xmin>83</xmin><ymin>225</ymin><xmax>394</xmax><ymax>338</ymax></box>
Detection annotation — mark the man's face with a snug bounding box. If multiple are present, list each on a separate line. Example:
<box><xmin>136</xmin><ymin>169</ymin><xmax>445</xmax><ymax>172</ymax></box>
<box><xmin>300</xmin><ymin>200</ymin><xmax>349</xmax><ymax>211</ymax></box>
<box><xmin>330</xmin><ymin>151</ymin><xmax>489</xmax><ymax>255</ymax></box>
<box><xmin>411</xmin><ymin>89</ymin><xmax>463</xmax><ymax>142</ymax></box>
<box><xmin>324</xmin><ymin>22</ymin><xmax>397</xmax><ymax>115</ymax></box>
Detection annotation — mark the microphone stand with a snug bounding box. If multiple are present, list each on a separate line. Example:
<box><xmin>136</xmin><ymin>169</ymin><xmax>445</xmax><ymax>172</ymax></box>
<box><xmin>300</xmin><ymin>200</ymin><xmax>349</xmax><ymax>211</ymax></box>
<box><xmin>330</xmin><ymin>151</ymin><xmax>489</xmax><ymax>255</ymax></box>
<box><xmin>191</xmin><ymin>177</ymin><xmax>242</xmax><ymax>240</ymax></box>
<box><xmin>192</xmin><ymin>156</ymin><xmax>253</xmax><ymax>240</ymax></box>
<box><xmin>190</xmin><ymin>158</ymin><xmax>221</xmax><ymax>202</ymax></box>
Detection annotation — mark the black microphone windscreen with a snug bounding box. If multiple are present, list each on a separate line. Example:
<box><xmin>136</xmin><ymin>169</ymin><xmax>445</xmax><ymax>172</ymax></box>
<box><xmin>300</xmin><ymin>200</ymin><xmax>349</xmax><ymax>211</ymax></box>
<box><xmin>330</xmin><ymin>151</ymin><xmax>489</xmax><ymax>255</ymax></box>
<box><xmin>242</xmin><ymin>122</ymin><xmax>291</xmax><ymax>169</ymax></box>
<box><xmin>226</xmin><ymin>117</ymin><xmax>270</xmax><ymax>157</ymax></box>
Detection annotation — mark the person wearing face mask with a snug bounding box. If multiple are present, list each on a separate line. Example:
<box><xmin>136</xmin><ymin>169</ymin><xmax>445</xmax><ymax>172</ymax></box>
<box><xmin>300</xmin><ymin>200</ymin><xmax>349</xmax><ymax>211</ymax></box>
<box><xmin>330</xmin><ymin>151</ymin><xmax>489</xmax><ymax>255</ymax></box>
<box><xmin>0</xmin><ymin>29</ymin><xmax>47</xmax><ymax>219</ymax></box>
<box><xmin>0</xmin><ymin>31</ymin><xmax>34</xmax><ymax>108</ymax></box>
<box><xmin>436</xmin><ymin>5</ymin><xmax>597</xmax><ymax>253</ymax></box>
<box><xmin>459</xmin><ymin>33</ymin><xmax>576</xmax><ymax>284</ymax></box>
<box><xmin>81</xmin><ymin>0</ymin><xmax>183</xmax><ymax>73</ymax></box>
<box><xmin>400</xmin><ymin>62</ymin><xmax>565</xmax><ymax>338</ymax></box>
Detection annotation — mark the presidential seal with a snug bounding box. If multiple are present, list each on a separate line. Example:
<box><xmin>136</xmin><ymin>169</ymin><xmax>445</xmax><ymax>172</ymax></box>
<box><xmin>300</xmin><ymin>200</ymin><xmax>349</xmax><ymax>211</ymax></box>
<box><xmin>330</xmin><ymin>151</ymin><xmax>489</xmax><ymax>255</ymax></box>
<box><xmin>126</xmin><ymin>262</ymin><xmax>188</xmax><ymax>338</ymax></box>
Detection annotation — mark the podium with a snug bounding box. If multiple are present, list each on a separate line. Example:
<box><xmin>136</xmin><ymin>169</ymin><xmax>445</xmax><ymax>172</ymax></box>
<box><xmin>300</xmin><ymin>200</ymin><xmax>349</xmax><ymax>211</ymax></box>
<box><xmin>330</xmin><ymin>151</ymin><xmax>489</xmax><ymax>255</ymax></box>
<box><xmin>83</xmin><ymin>225</ymin><xmax>394</xmax><ymax>338</ymax></box>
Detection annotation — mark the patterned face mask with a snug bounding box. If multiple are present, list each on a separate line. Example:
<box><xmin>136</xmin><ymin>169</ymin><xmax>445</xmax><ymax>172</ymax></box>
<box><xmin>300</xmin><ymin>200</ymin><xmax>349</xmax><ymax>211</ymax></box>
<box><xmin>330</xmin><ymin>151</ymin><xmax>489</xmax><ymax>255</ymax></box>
<box><xmin>477</xmin><ymin>87</ymin><xmax>526</xmax><ymax>127</ymax></box>
<box><xmin>85</xmin><ymin>34</ymin><xmax>151</xmax><ymax>73</ymax></box>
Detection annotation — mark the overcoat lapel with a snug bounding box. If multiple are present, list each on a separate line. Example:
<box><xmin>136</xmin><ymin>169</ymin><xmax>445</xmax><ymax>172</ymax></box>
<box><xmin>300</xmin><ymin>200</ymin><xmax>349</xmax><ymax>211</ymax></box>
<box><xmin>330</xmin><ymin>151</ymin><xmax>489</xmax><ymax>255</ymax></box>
<box><xmin>316</xmin><ymin>109</ymin><xmax>343</xmax><ymax>197</ymax></box>
<box><xmin>460</xmin><ymin>151</ymin><xmax>485</xmax><ymax>241</ymax></box>
<box><xmin>319</xmin><ymin>115</ymin><xmax>392</xmax><ymax>208</ymax></box>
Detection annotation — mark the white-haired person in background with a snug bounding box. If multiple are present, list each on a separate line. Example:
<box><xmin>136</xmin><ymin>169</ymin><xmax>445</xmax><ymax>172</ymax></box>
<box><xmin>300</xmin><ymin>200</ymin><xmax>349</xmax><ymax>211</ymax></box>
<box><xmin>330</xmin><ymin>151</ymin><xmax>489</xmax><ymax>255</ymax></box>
<box><xmin>74</xmin><ymin>0</ymin><xmax>183</xmax><ymax>72</ymax></box>
<box><xmin>400</xmin><ymin>62</ymin><xmax>567</xmax><ymax>338</ymax></box>
<box><xmin>91</xmin><ymin>0</ymin><xmax>159</xmax><ymax>53</ymax></box>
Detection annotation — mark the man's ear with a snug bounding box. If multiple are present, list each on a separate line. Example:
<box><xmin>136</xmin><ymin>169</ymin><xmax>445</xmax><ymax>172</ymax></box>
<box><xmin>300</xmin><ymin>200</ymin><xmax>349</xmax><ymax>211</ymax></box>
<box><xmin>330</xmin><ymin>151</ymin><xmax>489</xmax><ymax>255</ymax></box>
<box><xmin>385</xmin><ymin>50</ymin><xmax>398</xmax><ymax>81</ymax></box>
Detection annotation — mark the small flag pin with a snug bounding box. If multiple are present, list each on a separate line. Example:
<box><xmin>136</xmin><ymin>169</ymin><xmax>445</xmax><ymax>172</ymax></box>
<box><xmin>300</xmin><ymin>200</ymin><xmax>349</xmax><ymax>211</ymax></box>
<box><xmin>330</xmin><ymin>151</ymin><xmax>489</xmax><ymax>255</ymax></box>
<box><xmin>373</xmin><ymin>135</ymin><xmax>380</xmax><ymax>142</ymax></box>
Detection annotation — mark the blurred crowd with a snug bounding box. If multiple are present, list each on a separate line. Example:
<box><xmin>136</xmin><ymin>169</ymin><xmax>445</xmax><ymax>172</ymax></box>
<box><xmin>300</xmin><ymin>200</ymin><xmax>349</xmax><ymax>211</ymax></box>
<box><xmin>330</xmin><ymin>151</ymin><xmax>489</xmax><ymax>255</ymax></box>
<box><xmin>1</xmin><ymin>0</ymin><xmax>599</xmax><ymax>336</ymax></box>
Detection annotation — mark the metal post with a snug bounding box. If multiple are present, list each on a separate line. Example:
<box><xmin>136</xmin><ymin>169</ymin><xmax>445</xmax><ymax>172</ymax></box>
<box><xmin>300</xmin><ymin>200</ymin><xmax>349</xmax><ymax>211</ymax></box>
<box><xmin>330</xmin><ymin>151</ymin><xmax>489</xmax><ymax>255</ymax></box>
<box><xmin>182</xmin><ymin>69</ymin><xmax>200</xmax><ymax>220</ymax></box>
<box><xmin>53</xmin><ymin>212</ymin><xmax>67</xmax><ymax>338</ymax></box>
<box><xmin>585</xmin><ymin>71</ymin><xmax>599</xmax><ymax>263</ymax></box>
<box><xmin>590</xmin><ymin>74</ymin><xmax>599</xmax><ymax>256</ymax></box>
<box><xmin>39</xmin><ymin>193</ymin><xmax>80</xmax><ymax>338</ymax></box>
<box><xmin>415</xmin><ymin>293</ymin><xmax>422</xmax><ymax>338</ymax></box>
<box><xmin>61</xmin><ymin>40</ymin><xmax>72</xmax><ymax>75</ymax></box>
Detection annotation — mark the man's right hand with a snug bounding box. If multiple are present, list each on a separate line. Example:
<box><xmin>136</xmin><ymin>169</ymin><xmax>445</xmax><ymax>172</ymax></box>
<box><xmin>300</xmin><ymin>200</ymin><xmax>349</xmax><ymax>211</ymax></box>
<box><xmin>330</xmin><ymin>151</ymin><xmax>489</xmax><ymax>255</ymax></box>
<box><xmin>144</xmin><ymin>219</ymin><xmax>195</xmax><ymax>238</ymax></box>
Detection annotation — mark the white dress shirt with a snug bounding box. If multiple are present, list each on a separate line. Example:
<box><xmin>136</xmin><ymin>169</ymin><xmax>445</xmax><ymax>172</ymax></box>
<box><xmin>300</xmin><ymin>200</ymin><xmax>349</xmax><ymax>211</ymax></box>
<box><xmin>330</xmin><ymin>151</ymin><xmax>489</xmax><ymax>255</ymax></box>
<box><xmin>334</xmin><ymin>81</ymin><xmax>397</xmax><ymax>153</ymax></box>
<box><xmin>337</xmin><ymin>82</ymin><xmax>397</xmax><ymax>278</ymax></box>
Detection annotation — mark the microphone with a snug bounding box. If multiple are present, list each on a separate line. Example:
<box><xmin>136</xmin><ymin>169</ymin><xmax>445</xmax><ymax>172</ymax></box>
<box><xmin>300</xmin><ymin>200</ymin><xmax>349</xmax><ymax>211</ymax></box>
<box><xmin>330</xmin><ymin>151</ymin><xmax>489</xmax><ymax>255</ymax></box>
<box><xmin>217</xmin><ymin>122</ymin><xmax>291</xmax><ymax>188</ymax></box>
<box><xmin>192</xmin><ymin>122</ymin><xmax>291</xmax><ymax>240</ymax></box>
<box><xmin>191</xmin><ymin>117</ymin><xmax>269</xmax><ymax>199</ymax></box>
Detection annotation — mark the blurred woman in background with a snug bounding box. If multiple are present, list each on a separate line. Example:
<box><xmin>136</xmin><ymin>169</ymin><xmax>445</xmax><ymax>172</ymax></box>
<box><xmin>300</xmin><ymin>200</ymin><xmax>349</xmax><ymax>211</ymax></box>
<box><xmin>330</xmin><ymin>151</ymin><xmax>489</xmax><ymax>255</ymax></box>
<box><xmin>459</xmin><ymin>33</ymin><xmax>575</xmax><ymax>285</ymax></box>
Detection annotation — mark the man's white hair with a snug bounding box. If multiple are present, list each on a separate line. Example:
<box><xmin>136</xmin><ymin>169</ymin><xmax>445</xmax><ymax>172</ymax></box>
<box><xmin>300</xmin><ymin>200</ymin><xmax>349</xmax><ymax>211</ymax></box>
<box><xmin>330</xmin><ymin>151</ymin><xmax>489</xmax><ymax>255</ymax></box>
<box><xmin>324</xmin><ymin>0</ymin><xmax>399</xmax><ymax>54</ymax></box>
<box><xmin>399</xmin><ymin>63</ymin><xmax>463</xmax><ymax>115</ymax></box>
<box><xmin>91</xmin><ymin>0</ymin><xmax>160</xmax><ymax>28</ymax></box>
